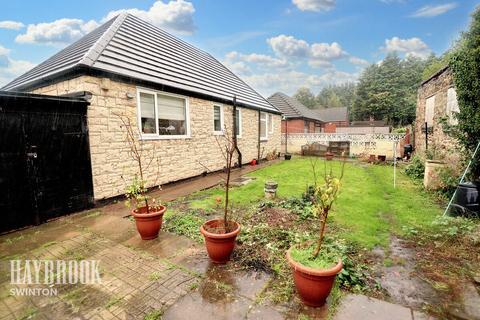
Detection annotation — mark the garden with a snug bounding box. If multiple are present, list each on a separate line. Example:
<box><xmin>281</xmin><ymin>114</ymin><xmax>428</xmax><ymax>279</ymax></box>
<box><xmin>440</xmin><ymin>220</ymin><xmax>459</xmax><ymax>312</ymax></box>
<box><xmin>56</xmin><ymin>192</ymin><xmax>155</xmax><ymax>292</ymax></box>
<box><xmin>149</xmin><ymin>156</ymin><xmax>479</xmax><ymax>318</ymax></box>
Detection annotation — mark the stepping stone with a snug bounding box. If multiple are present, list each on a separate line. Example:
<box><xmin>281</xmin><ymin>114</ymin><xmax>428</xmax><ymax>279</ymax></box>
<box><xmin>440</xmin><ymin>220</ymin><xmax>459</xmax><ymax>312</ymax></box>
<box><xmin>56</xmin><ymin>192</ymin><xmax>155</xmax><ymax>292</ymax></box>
<box><xmin>333</xmin><ymin>294</ymin><xmax>413</xmax><ymax>320</ymax></box>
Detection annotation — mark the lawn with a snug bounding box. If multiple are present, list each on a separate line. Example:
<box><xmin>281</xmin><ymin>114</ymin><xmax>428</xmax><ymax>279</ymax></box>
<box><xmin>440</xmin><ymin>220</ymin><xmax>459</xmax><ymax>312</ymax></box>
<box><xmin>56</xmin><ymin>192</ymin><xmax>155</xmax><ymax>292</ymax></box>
<box><xmin>175</xmin><ymin>157</ymin><xmax>443</xmax><ymax>249</ymax></box>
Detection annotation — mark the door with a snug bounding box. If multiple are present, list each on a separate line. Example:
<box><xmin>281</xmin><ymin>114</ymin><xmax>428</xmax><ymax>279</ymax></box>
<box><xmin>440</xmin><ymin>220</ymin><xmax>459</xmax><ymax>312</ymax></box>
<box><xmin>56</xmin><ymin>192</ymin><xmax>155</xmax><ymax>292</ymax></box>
<box><xmin>0</xmin><ymin>93</ymin><xmax>94</xmax><ymax>233</ymax></box>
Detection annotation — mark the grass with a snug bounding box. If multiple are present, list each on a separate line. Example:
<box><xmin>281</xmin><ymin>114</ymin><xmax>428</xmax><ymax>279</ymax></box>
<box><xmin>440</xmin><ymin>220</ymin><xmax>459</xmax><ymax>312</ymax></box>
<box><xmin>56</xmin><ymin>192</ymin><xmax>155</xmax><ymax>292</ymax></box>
<box><xmin>173</xmin><ymin>158</ymin><xmax>443</xmax><ymax>249</ymax></box>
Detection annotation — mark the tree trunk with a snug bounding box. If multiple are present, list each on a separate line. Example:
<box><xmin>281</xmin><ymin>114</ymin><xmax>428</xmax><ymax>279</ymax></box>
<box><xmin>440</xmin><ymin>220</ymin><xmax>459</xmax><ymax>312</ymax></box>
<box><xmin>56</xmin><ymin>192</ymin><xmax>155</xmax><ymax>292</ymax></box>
<box><xmin>313</xmin><ymin>209</ymin><xmax>328</xmax><ymax>259</ymax></box>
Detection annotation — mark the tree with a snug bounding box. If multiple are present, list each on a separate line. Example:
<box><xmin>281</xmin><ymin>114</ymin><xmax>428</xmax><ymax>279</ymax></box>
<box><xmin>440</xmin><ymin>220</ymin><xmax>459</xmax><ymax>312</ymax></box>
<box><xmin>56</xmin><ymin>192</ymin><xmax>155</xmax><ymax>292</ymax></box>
<box><xmin>316</xmin><ymin>83</ymin><xmax>356</xmax><ymax>110</ymax></box>
<box><xmin>449</xmin><ymin>7</ymin><xmax>480</xmax><ymax>179</ymax></box>
<box><xmin>293</xmin><ymin>87</ymin><xmax>316</xmax><ymax>108</ymax></box>
<box><xmin>351</xmin><ymin>53</ymin><xmax>426</xmax><ymax>126</ymax></box>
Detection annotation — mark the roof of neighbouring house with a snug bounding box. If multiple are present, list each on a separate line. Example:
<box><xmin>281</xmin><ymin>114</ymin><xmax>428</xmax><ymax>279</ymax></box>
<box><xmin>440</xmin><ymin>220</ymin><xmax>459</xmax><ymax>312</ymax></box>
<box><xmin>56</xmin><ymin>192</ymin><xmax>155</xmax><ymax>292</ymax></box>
<box><xmin>267</xmin><ymin>92</ymin><xmax>324</xmax><ymax>121</ymax></box>
<box><xmin>2</xmin><ymin>13</ymin><xmax>279</xmax><ymax>114</ymax></box>
<box><xmin>316</xmin><ymin>107</ymin><xmax>348</xmax><ymax>122</ymax></box>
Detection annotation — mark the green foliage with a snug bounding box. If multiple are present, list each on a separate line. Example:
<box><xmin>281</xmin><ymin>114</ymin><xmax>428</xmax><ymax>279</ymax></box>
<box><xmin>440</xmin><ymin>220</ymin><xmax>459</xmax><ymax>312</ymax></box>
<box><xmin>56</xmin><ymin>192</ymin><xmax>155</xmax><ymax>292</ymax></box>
<box><xmin>449</xmin><ymin>7</ymin><xmax>480</xmax><ymax>179</ymax></box>
<box><xmin>422</xmin><ymin>52</ymin><xmax>454</xmax><ymax>81</ymax></box>
<box><xmin>293</xmin><ymin>87</ymin><xmax>316</xmax><ymax>108</ymax></box>
<box><xmin>124</xmin><ymin>175</ymin><xmax>149</xmax><ymax>209</ymax></box>
<box><xmin>316</xmin><ymin>82</ymin><xmax>357</xmax><ymax>110</ymax></box>
<box><xmin>435</xmin><ymin>166</ymin><xmax>460</xmax><ymax>200</ymax></box>
<box><xmin>351</xmin><ymin>53</ymin><xmax>427</xmax><ymax>126</ymax></box>
<box><xmin>405</xmin><ymin>216</ymin><xmax>476</xmax><ymax>241</ymax></box>
<box><xmin>290</xmin><ymin>240</ymin><xmax>340</xmax><ymax>269</ymax></box>
<box><xmin>163</xmin><ymin>210</ymin><xmax>204</xmax><ymax>242</ymax></box>
<box><xmin>143</xmin><ymin>309</ymin><xmax>163</xmax><ymax>320</ymax></box>
<box><xmin>404</xmin><ymin>154</ymin><xmax>425</xmax><ymax>180</ymax></box>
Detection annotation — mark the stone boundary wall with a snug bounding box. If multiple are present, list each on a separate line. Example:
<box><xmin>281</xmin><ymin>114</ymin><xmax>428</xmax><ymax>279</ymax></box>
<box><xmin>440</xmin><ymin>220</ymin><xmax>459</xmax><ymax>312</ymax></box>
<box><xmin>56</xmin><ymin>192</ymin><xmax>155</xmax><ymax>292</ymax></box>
<box><xmin>31</xmin><ymin>76</ymin><xmax>281</xmax><ymax>200</ymax></box>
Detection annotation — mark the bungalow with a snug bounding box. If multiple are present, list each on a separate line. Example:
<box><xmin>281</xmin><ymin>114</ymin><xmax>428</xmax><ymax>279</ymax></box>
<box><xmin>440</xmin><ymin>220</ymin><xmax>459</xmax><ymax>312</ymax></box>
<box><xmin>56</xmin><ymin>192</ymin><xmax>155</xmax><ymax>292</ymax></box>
<box><xmin>3</xmin><ymin>13</ymin><xmax>282</xmax><ymax>201</ymax></box>
<box><xmin>267</xmin><ymin>92</ymin><xmax>349</xmax><ymax>133</ymax></box>
<box><xmin>267</xmin><ymin>92</ymin><xmax>323</xmax><ymax>133</ymax></box>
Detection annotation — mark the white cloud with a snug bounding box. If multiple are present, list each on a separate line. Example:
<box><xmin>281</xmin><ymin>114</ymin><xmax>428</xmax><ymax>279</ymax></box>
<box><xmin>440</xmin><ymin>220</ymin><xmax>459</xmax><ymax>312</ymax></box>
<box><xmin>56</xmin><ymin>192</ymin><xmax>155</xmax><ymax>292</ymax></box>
<box><xmin>0</xmin><ymin>45</ymin><xmax>36</xmax><ymax>87</ymax></box>
<box><xmin>0</xmin><ymin>20</ymin><xmax>25</xmax><ymax>30</ymax></box>
<box><xmin>267</xmin><ymin>35</ymin><xmax>348</xmax><ymax>68</ymax></box>
<box><xmin>310</xmin><ymin>42</ymin><xmax>346</xmax><ymax>61</ymax></box>
<box><xmin>267</xmin><ymin>35</ymin><xmax>310</xmax><ymax>58</ymax></box>
<box><xmin>292</xmin><ymin>0</ymin><xmax>335</xmax><ymax>12</ymax></box>
<box><xmin>411</xmin><ymin>3</ymin><xmax>457</xmax><ymax>18</ymax></box>
<box><xmin>349</xmin><ymin>56</ymin><xmax>369</xmax><ymax>66</ymax></box>
<box><xmin>15</xmin><ymin>18</ymin><xmax>99</xmax><ymax>45</ymax></box>
<box><xmin>383</xmin><ymin>37</ymin><xmax>431</xmax><ymax>59</ymax></box>
<box><xmin>243</xmin><ymin>69</ymin><xmax>357</xmax><ymax>97</ymax></box>
<box><xmin>15</xmin><ymin>0</ymin><xmax>195</xmax><ymax>46</ymax></box>
<box><xmin>103</xmin><ymin>0</ymin><xmax>195</xmax><ymax>35</ymax></box>
<box><xmin>225</xmin><ymin>51</ymin><xmax>288</xmax><ymax>69</ymax></box>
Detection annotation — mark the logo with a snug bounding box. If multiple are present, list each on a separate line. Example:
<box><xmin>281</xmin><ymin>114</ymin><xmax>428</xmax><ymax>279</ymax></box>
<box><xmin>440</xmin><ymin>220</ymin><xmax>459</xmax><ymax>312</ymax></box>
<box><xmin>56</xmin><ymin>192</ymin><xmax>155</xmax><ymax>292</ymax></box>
<box><xmin>9</xmin><ymin>260</ymin><xmax>101</xmax><ymax>296</ymax></box>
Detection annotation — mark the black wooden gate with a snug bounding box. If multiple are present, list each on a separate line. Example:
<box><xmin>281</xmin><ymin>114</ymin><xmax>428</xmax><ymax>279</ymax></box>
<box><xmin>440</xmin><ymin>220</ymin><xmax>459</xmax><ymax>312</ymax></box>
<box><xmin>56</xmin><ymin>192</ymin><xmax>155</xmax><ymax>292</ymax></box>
<box><xmin>0</xmin><ymin>92</ymin><xmax>94</xmax><ymax>233</ymax></box>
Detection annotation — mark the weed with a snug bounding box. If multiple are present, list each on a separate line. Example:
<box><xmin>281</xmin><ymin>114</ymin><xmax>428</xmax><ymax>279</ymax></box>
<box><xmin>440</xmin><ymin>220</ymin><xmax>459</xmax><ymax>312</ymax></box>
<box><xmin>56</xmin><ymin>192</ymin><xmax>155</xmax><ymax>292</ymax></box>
<box><xmin>149</xmin><ymin>272</ymin><xmax>161</xmax><ymax>281</ymax></box>
<box><xmin>105</xmin><ymin>295</ymin><xmax>122</xmax><ymax>309</ymax></box>
<box><xmin>143</xmin><ymin>309</ymin><xmax>163</xmax><ymax>320</ymax></box>
<box><xmin>42</xmin><ymin>241</ymin><xmax>58</xmax><ymax>248</ymax></box>
<box><xmin>163</xmin><ymin>210</ymin><xmax>204</xmax><ymax>243</ymax></box>
<box><xmin>19</xmin><ymin>307</ymin><xmax>37</xmax><ymax>320</ymax></box>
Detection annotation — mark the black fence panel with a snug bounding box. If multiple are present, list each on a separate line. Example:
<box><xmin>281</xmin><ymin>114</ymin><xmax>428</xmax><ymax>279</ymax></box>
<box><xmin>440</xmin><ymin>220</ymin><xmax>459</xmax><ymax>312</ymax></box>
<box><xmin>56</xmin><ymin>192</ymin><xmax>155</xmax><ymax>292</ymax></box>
<box><xmin>0</xmin><ymin>92</ymin><xmax>94</xmax><ymax>233</ymax></box>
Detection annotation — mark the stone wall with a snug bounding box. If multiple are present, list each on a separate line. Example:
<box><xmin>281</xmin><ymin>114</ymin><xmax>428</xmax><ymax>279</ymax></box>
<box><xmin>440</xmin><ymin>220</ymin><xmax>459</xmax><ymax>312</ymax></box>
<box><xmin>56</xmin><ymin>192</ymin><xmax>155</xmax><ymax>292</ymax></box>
<box><xmin>31</xmin><ymin>76</ymin><xmax>281</xmax><ymax>200</ymax></box>
<box><xmin>415</xmin><ymin>68</ymin><xmax>458</xmax><ymax>157</ymax></box>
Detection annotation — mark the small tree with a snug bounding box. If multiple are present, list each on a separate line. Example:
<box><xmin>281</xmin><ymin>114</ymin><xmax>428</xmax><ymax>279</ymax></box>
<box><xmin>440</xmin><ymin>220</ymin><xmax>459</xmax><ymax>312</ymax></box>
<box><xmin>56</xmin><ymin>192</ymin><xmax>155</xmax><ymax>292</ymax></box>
<box><xmin>117</xmin><ymin>114</ymin><xmax>159</xmax><ymax>212</ymax></box>
<box><xmin>215</xmin><ymin>125</ymin><xmax>237</xmax><ymax>233</ymax></box>
<box><xmin>309</xmin><ymin>157</ymin><xmax>346</xmax><ymax>258</ymax></box>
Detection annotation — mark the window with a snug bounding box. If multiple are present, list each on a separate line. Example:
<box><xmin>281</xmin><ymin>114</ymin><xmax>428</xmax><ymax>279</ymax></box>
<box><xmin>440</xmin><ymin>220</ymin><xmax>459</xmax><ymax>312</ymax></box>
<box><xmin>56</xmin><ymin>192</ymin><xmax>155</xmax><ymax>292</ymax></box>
<box><xmin>213</xmin><ymin>105</ymin><xmax>224</xmax><ymax>134</ymax></box>
<box><xmin>139</xmin><ymin>92</ymin><xmax>157</xmax><ymax>134</ymax></box>
<box><xmin>268</xmin><ymin>114</ymin><xmax>274</xmax><ymax>134</ymax></box>
<box><xmin>235</xmin><ymin>109</ymin><xmax>242</xmax><ymax>137</ymax></box>
<box><xmin>447</xmin><ymin>88</ymin><xmax>459</xmax><ymax>125</ymax></box>
<box><xmin>425</xmin><ymin>95</ymin><xmax>435</xmax><ymax>127</ymax></box>
<box><xmin>260</xmin><ymin>112</ymin><xmax>267</xmax><ymax>140</ymax></box>
<box><xmin>304</xmin><ymin>120</ymin><xmax>310</xmax><ymax>133</ymax></box>
<box><xmin>137</xmin><ymin>89</ymin><xmax>189</xmax><ymax>138</ymax></box>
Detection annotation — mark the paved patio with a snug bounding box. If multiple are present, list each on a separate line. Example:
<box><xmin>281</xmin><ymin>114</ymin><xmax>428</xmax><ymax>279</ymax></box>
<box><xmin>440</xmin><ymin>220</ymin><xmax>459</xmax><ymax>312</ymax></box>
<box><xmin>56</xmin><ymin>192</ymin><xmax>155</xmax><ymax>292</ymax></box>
<box><xmin>0</xmin><ymin>162</ymin><xmax>437</xmax><ymax>320</ymax></box>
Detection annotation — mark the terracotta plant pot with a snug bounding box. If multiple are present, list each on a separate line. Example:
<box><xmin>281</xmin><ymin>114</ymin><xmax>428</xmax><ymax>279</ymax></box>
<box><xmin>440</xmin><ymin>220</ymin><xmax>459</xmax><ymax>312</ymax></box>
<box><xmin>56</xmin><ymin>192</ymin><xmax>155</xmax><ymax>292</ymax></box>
<box><xmin>325</xmin><ymin>152</ymin><xmax>334</xmax><ymax>161</ymax></box>
<box><xmin>132</xmin><ymin>205</ymin><xmax>166</xmax><ymax>240</ymax></box>
<box><xmin>286</xmin><ymin>247</ymin><xmax>343</xmax><ymax>307</ymax></box>
<box><xmin>200</xmin><ymin>219</ymin><xmax>240</xmax><ymax>264</ymax></box>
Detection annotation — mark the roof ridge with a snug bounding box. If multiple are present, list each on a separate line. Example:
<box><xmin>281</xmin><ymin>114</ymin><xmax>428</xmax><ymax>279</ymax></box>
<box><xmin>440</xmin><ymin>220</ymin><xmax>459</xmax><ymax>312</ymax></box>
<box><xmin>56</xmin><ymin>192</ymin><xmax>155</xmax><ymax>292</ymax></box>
<box><xmin>79</xmin><ymin>13</ymin><xmax>128</xmax><ymax>66</ymax></box>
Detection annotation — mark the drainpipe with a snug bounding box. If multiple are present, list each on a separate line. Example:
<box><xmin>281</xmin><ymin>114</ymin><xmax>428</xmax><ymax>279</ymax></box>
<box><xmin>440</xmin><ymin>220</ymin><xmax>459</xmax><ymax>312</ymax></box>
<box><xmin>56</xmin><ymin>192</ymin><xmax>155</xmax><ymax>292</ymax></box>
<box><xmin>232</xmin><ymin>95</ymin><xmax>242</xmax><ymax>167</ymax></box>
<box><xmin>257</xmin><ymin>110</ymin><xmax>261</xmax><ymax>163</ymax></box>
<box><xmin>283</xmin><ymin>116</ymin><xmax>288</xmax><ymax>154</ymax></box>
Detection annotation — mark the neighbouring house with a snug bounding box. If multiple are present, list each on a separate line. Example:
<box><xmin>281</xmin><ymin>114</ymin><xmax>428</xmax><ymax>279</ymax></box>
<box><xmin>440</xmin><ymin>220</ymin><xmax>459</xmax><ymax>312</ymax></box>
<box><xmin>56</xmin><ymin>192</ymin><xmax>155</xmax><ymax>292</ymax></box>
<box><xmin>2</xmin><ymin>13</ymin><xmax>282</xmax><ymax>201</ymax></box>
<box><xmin>267</xmin><ymin>92</ymin><xmax>324</xmax><ymax>133</ymax></box>
<box><xmin>415</xmin><ymin>66</ymin><xmax>460</xmax><ymax>156</ymax></box>
<box><xmin>316</xmin><ymin>107</ymin><xmax>349</xmax><ymax>132</ymax></box>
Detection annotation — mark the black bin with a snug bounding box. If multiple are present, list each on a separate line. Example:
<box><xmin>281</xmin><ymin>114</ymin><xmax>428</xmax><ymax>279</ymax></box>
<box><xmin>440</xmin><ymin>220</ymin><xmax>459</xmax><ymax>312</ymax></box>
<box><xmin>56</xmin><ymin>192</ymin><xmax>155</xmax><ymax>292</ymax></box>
<box><xmin>449</xmin><ymin>181</ymin><xmax>480</xmax><ymax>217</ymax></box>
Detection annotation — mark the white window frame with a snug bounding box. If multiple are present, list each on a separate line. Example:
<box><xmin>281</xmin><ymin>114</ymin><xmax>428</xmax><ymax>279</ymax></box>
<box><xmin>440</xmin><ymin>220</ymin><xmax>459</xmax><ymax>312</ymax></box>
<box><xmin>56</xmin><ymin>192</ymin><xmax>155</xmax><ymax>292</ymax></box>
<box><xmin>213</xmin><ymin>104</ymin><xmax>224</xmax><ymax>135</ymax></box>
<box><xmin>425</xmin><ymin>95</ymin><xmax>435</xmax><ymax>127</ymax></box>
<box><xmin>447</xmin><ymin>87</ymin><xmax>459</xmax><ymax>125</ymax></box>
<box><xmin>136</xmin><ymin>87</ymin><xmax>190</xmax><ymax>140</ymax></box>
<box><xmin>235</xmin><ymin>108</ymin><xmax>242</xmax><ymax>138</ymax></box>
<box><xmin>260</xmin><ymin>112</ymin><xmax>268</xmax><ymax>141</ymax></box>
<box><xmin>268</xmin><ymin>114</ymin><xmax>274</xmax><ymax>134</ymax></box>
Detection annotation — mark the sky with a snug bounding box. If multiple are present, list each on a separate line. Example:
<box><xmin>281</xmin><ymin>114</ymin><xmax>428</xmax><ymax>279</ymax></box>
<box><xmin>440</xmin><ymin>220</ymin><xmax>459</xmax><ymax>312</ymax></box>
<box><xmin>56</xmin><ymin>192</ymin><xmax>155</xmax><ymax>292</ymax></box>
<box><xmin>0</xmin><ymin>0</ymin><xmax>478</xmax><ymax>97</ymax></box>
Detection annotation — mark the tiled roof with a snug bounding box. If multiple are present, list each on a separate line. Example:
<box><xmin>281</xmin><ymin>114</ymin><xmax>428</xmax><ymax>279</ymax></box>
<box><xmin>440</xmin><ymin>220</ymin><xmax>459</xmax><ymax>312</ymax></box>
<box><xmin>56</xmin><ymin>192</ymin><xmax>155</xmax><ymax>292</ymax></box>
<box><xmin>316</xmin><ymin>107</ymin><xmax>348</xmax><ymax>122</ymax></box>
<box><xmin>3</xmin><ymin>13</ymin><xmax>278</xmax><ymax>113</ymax></box>
<box><xmin>267</xmin><ymin>92</ymin><xmax>323</xmax><ymax>121</ymax></box>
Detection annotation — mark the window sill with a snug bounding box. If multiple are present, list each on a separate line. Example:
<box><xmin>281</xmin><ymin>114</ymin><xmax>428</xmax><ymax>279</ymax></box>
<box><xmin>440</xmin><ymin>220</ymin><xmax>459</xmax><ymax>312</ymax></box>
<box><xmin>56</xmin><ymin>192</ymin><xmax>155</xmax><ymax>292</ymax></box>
<box><xmin>260</xmin><ymin>138</ymin><xmax>268</xmax><ymax>142</ymax></box>
<box><xmin>213</xmin><ymin>131</ymin><xmax>224</xmax><ymax>136</ymax></box>
<box><xmin>139</xmin><ymin>135</ymin><xmax>191</xmax><ymax>140</ymax></box>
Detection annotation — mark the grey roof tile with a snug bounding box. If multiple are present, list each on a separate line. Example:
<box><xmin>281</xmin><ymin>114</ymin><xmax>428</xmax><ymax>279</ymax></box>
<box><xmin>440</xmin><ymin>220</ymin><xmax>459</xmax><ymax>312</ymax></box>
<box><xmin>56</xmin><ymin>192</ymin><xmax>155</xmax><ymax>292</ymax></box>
<box><xmin>3</xmin><ymin>13</ymin><xmax>278</xmax><ymax>113</ymax></box>
<box><xmin>267</xmin><ymin>92</ymin><xmax>323</xmax><ymax>121</ymax></box>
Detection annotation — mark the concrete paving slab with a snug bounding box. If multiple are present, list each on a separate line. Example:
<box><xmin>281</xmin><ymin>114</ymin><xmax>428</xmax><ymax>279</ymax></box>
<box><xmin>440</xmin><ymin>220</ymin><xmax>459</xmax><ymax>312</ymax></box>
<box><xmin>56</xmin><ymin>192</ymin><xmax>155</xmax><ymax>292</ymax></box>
<box><xmin>333</xmin><ymin>294</ymin><xmax>413</xmax><ymax>320</ymax></box>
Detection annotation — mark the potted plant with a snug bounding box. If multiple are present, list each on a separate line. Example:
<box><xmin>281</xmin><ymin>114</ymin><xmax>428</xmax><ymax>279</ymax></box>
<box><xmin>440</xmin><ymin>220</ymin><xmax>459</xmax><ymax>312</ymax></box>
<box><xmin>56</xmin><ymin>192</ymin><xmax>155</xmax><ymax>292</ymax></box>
<box><xmin>286</xmin><ymin>158</ymin><xmax>346</xmax><ymax>307</ymax></box>
<box><xmin>200</xmin><ymin>127</ymin><xmax>241</xmax><ymax>263</ymax></box>
<box><xmin>325</xmin><ymin>150</ymin><xmax>334</xmax><ymax>161</ymax></box>
<box><xmin>118</xmin><ymin>115</ymin><xmax>165</xmax><ymax>240</ymax></box>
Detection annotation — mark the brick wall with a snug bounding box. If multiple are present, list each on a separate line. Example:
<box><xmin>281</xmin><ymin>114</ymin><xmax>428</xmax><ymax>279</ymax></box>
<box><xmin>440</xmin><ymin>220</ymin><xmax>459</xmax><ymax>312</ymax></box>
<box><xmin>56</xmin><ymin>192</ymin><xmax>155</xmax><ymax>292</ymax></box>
<box><xmin>32</xmin><ymin>76</ymin><xmax>281</xmax><ymax>200</ymax></box>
